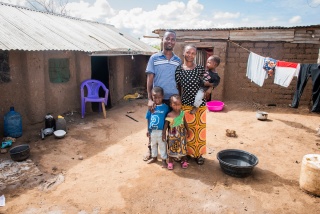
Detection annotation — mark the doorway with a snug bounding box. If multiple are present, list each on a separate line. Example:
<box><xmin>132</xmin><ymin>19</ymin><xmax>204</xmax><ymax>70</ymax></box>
<box><xmin>196</xmin><ymin>48</ymin><xmax>213</xmax><ymax>67</ymax></box>
<box><xmin>90</xmin><ymin>56</ymin><xmax>111</xmax><ymax>111</ymax></box>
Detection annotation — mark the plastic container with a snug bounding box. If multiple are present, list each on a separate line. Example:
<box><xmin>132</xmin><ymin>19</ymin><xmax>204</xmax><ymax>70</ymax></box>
<box><xmin>45</xmin><ymin>114</ymin><xmax>56</xmax><ymax>130</ymax></box>
<box><xmin>256</xmin><ymin>111</ymin><xmax>268</xmax><ymax>120</ymax></box>
<box><xmin>56</xmin><ymin>115</ymin><xmax>67</xmax><ymax>132</ymax></box>
<box><xmin>54</xmin><ymin>130</ymin><xmax>66</xmax><ymax>139</ymax></box>
<box><xmin>217</xmin><ymin>149</ymin><xmax>259</xmax><ymax>177</ymax></box>
<box><xmin>9</xmin><ymin>144</ymin><xmax>30</xmax><ymax>161</ymax></box>
<box><xmin>4</xmin><ymin>106</ymin><xmax>22</xmax><ymax>138</ymax></box>
<box><xmin>299</xmin><ymin>154</ymin><xmax>320</xmax><ymax>196</ymax></box>
<box><xmin>206</xmin><ymin>100</ymin><xmax>224</xmax><ymax>112</ymax></box>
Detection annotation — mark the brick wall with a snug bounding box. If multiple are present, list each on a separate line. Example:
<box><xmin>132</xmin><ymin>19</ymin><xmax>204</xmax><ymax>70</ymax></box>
<box><xmin>224</xmin><ymin>42</ymin><xmax>320</xmax><ymax>106</ymax></box>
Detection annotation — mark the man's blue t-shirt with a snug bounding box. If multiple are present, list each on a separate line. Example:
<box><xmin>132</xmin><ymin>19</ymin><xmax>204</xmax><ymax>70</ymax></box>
<box><xmin>146</xmin><ymin>104</ymin><xmax>169</xmax><ymax>131</ymax></box>
<box><xmin>146</xmin><ymin>52</ymin><xmax>181</xmax><ymax>100</ymax></box>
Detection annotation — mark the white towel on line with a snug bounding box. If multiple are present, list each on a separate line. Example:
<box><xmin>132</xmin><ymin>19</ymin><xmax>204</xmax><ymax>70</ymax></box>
<box><xmin>246</xmin><ymin>52</ymin><xmax>268</xmax><ymax>87</ymax></box>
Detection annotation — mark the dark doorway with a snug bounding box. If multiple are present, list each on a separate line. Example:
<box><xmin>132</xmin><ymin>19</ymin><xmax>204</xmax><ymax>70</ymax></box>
<box><xmin>196</xmin><ymin>48</ymin><xmax>213</xmax><ymax>67</ymax></box>
<box><xmin>91</xmin><ymin>56</ymin><xmax>111</xmax><ymax>111</ymax></box>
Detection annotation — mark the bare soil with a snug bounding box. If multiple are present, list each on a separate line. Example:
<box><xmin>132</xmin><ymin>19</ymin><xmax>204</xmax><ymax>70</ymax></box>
<box><xmin>1</xmin><ymin>99</ymin><xmax>320</xmax><ymax>214</ymax></box>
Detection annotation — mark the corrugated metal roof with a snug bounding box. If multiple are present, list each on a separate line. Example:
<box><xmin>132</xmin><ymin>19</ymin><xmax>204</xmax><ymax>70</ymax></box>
<box><xmin>0</xmin><ymin>2</ymin><xmax>157</xmax><ymax>55</ymax></box>
<box><xmin>153</xmin><ymin>25</ymin><xmax>320</xmax><ymax>33</ymax></box>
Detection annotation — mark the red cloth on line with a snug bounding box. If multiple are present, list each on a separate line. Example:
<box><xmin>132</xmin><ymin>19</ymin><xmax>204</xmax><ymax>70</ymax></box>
<box><xmin>276</xmin><ymin>61</ymin><xmax>299</xmax><ymax>69</ymax></box>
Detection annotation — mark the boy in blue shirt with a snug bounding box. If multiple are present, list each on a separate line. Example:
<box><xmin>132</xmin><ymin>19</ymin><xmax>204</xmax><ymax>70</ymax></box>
<box><xmin>146</xmin><ymin>86</ymin><xmax>169</xmax><ymax>168</ymax></box>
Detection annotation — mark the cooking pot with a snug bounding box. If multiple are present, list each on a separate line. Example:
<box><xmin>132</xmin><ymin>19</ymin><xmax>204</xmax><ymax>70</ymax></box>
<box><xmin>256</xmin><ymin>111</ymin><xmax>268</xmax><ymax>120</ymax></box>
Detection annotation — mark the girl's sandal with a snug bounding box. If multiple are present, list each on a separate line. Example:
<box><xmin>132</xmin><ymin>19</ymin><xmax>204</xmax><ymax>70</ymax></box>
<box><xmin>167</xmin><ymin>162</ymin><xmax>174</xmax><ymax>170</ymax></box>
<box><xmin>181</xmin><ymin>161</ymin><xmax>188</xmax><ymax>169</ymax></box>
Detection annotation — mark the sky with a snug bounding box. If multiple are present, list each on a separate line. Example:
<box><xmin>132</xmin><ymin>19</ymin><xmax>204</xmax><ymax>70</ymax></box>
<box><xmin>2</xmin><ymin>0</ymin><xmax>320</xmax><ymax>45</ymax></box>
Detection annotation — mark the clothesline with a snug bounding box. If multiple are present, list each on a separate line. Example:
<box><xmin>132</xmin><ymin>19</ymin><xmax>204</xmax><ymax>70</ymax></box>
<box><xmin>227</xmin><ymin>39</ymin><xmax>251</xmax><ymax>53</ymax></box>
<box><xmin>226</xmin><ymin>39</ymin><xmax>320</xmax><ymax>112</ymax></box>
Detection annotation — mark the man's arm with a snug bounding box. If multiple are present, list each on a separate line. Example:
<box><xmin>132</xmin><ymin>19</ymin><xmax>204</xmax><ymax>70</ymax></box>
<box><xmin>147</xmin><ymin>73</ymin><xmax>155</xmax><ymax>111</ymax></box>
<box><xmin>147</xmin><ymin>73</ymin><xmax>154</xmax><ymax>100</ymax></box>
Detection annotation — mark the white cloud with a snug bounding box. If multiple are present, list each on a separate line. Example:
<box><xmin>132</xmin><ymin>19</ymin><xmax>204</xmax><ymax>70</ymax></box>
<box><xmin>308</xmin><ymin>0</ymin><xmax>320</xmax><ymax>7</ymax></box>
<box><xmin>213</xmin><ymin>12</ymin><xmax>240</xmax><ymax>19</ymax></box>
<box><xmin>67</xmin><ymin>0</ymin><xmax>115</xmax><ymax>21</ymax></box>
<box><xmin>105</xmin><ymin>0</ymin><xmax>212</xmax><ymax>40</ymax></box>
<box><xmin>289</xmin><ymin>15</ymin><xmax>301</xmax><ymax>24</ymax></box>
<box><xmin>245</xmin><ymin>0</ymin><xmax>262</xmax><ymax>2</ymax></box>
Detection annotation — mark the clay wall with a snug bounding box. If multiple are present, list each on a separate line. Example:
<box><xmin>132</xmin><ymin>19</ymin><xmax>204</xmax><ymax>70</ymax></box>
<box><xmin>0</xmin><ymin>51</ymin><xmax>149</xmax><ymax>136</ymax></box>
<box><xmin>0</xmin><ymin>51</ymin><xmax>91</xmax><ymax>134</ymax></box>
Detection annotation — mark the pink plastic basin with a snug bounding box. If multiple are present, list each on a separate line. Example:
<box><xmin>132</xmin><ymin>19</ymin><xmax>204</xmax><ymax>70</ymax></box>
<box><xmin>206</xmin><ymin>100</ymin><xmax>224</xmax><ymax>112</ymax></box>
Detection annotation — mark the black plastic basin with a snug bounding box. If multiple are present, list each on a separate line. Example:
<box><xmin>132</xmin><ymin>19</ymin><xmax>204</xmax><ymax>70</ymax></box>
<box><xmin>217</xmin><ymin>149</ymin><xmax>259</xmax><ymax>178</ymax></box>
<box><xmin>9</xmin><ymin>144</ymin><xmax>30</xmax><ymax>161</ymax></box>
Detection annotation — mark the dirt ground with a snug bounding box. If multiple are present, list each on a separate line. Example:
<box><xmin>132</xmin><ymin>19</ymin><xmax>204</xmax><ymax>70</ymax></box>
<box><xmin>0</xmin><ymin>99</ymin><xmax>320</xmax><ymax>214</ymax></box>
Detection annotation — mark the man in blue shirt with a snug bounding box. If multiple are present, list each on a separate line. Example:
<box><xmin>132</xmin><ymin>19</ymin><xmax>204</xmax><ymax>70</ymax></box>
<box><xmin>146</xmin><ymin>30</ymin><xmax>181</xmax><ymax>108</ymax></box>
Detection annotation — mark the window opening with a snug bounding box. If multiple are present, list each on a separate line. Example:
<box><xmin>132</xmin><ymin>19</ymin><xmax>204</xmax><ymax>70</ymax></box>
<box><xmin>48</xmin><ymin>58</ymin><xmax>70</xmax><ymax>83</ymax></box>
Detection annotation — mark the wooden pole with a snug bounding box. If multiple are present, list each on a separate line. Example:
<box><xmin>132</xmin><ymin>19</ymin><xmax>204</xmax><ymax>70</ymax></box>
<box><xmin>101</xmin><ymin>102</ymin><xmax>107</xmax><ymax>119</ymax></box>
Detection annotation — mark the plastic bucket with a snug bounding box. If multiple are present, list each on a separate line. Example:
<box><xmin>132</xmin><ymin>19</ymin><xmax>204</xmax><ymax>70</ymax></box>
<box><xmin>299</xmin><ymin>154</ymin><xmax>320</xmax><ymax>196</ymax></box>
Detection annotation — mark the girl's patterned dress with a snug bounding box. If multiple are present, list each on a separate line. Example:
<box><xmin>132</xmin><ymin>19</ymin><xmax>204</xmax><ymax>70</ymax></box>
<box><xmin>166</xmin><ymin>110</ymin><xmax>188</xmax><ymax>158</ymax></box>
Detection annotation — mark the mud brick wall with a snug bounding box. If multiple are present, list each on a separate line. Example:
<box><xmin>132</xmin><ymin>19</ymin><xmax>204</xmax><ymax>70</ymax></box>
<box><xmin>224</xmin><ymin>42</ymin><xmax>320</xmax><ymax>106</ymax></box>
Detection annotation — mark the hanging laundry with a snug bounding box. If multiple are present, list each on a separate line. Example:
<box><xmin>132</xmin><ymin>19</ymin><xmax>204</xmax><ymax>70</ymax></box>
<box><xmin>274</xmin><ymin>61</ymin><xmax>300</xmax><ymax>87</ymax></box>
<box><xmin>291</xmin><ymin>64</ymin><xmax>320</xmax><ymax>112</ymax></box>
<box><xmin>263</xmin><ymin>57</ymin><xmax>277</xmax><ymax>77</ymax></box>
<box><xmin>246</xmin><ymin>52</ymin><xmax>268</xmax><ymax>87</ymax></box>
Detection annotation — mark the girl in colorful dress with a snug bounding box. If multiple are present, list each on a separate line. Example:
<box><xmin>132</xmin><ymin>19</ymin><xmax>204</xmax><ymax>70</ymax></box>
<box><xmin>162</xmin><ymin>94</ymin><xmax>189</xmax><ymax>170</ymax></box>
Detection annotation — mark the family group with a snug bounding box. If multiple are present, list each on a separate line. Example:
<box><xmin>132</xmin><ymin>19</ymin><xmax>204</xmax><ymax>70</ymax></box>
<box><xmin>144</xmin><ymin>30</ymin><xmax>221</xmax><ymax>170</ymax></box>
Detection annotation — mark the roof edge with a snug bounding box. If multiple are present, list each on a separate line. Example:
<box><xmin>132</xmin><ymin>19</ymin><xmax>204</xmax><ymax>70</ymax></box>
<box><xmin>153</xmin><ymin>25</ymin><xmax>320</xmax><ymax>33</ymax></box>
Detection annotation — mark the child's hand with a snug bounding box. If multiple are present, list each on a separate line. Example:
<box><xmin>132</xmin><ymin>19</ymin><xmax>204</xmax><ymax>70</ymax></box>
<box><xmin>203</xmin><ymin>80</ymin><xmax>212</xmax><ymax>87</ymax></box>
<box><xmin>205</xmin><ymin>88</ymin><xmax>212</xmax><ymax>101</ymax></box>
<box><xmin>162</xmin><ymin>133</ymin><xmax>166</xmax><ymax>142</ymax></box>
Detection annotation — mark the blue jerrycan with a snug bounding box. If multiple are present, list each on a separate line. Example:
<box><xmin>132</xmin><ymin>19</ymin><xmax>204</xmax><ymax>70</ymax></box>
<box><xmin>4</xmin><ymin>106</ymin><xmax>22</xmax><ymax>138</ymax></box>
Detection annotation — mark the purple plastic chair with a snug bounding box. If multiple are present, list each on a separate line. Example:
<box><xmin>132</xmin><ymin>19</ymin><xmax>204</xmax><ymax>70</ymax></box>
<box><xmin>81</xmin><ymin>79</ymin><xmax>109</xmax><ymax>119</ymax></box>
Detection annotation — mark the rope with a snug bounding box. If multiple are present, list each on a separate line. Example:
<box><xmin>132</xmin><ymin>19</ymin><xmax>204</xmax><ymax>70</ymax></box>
<box><xmin>227</xmin><ymin>39</ymin><xmax>251</xmax><ymax>53</ymax></box>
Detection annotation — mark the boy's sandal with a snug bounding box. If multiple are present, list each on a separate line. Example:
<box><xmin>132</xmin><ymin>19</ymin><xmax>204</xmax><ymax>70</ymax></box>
<box><xmin>195</xmin><ymin>156</ymin><xmax>205</xmax><ymax>165</ymax></box>
<box><xmin>143</xmin><ymin>150</ymin><xmax>151</xmax><ymax>161</ymax></box>
<box><xmin>181</xmin><ymin>161</ymin><xmax>188</xmax><ymax>169</ymax></box>
<box><xmin>147</xmin><ymin>157</ymin><xmax>157</xmax><ymax>164</ymax></box>
<box><xmin>167</xmin><ymin>162</ymin><xmax>174</xmax><ymax>170</ymax></box>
